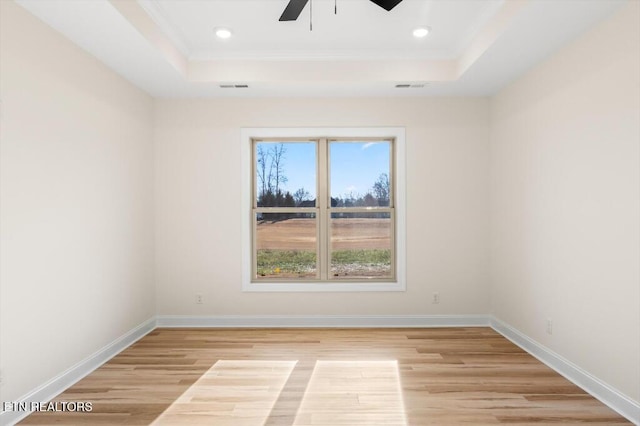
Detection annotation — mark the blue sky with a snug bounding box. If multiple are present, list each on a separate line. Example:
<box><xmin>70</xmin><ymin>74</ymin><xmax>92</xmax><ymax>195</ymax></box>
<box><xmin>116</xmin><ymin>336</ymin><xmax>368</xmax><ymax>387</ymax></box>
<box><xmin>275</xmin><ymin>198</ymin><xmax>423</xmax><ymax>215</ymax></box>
<box><xmin>256</xmin><ymin>141</ymin><xmax>390</xmax><ymax>200</ymax></box>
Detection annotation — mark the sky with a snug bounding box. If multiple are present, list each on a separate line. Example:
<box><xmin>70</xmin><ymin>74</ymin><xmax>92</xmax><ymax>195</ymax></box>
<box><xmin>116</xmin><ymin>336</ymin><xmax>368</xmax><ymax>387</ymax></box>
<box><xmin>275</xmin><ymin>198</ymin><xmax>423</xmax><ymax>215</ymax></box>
<box><xmin>256</xmin><ymin>141</ymin><xmax>390</xmax><ymax>201</ymax></box>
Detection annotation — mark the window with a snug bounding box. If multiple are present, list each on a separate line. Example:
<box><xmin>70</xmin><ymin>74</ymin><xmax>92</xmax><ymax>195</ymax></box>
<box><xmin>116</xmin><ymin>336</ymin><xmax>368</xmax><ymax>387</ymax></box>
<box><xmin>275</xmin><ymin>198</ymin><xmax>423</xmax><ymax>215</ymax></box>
<box><xmin>241</xmin><ymin>128</ymin><xmax>405</xmax><ymax>292</ymax></box>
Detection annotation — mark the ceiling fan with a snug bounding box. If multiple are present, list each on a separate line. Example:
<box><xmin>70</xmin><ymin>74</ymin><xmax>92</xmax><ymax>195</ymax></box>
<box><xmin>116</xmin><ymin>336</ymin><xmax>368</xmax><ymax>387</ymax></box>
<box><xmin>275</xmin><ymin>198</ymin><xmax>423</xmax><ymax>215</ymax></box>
<box><xmin>279</xmin><ymin>0</ymin><xmax>404</xmax><ymax>22</ymax></box>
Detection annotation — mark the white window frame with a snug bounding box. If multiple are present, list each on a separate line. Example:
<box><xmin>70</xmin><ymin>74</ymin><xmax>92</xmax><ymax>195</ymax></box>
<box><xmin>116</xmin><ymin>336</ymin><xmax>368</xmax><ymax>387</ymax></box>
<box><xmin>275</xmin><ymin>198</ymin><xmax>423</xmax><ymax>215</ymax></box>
<box><xmin>241</xmin><ymin>127</ymin><xmax>406</xmax><ymax>292</ymax></box>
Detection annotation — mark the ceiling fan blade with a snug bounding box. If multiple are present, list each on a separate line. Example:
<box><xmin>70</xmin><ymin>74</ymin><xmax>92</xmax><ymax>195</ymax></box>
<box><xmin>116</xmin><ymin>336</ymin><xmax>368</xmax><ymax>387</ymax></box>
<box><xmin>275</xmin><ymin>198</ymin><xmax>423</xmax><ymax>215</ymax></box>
<box><xmin>369</xmin><ymin>0</ymin><xmax>403</xmax><ymax>12</ymax></box>
<box><xmin>279</xmin><ymin>0</ymin><xmax>310</xmax><ymax>21</ymax></box>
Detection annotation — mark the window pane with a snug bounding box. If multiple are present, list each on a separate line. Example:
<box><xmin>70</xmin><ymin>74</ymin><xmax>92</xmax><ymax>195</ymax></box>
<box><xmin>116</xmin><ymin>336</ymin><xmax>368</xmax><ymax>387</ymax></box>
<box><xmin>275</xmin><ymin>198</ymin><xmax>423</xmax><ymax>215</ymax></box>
<box><xmin>330</xmin><ymin>141</ymin><xmax>391</xmax><ymax>207</ymax></box>
<box><xmin>330</xmin><ymin>212</ymin><xmax>392</xmax><ymax>279</ymax></box>
<box><xmin>256</xmin><ymin>142</ymin><xmax>316</xmax><ymax>207</ymax></box>
<box><xmin>256</xmin><ymin>214</ymin><xmax>317</xmax><ymax>279</ymax></box>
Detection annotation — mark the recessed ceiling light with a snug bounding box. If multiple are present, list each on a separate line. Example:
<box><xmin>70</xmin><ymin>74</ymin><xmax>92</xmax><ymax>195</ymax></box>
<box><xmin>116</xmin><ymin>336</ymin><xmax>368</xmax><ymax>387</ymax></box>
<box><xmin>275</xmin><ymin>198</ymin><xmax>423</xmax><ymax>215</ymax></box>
<box><xmin>412</xmin><ymin>26</ymin><xmax>430</xmax><ymax>38</ymax></box>
<box><xmin>219</xmin><ymin>84</ymin><xmax>249</xmax><ymax>89</ymax></box>
<box><xmin>215</xmin><ymin>27</ymin><xmax>232</xmax><ymax>39</ymax></box>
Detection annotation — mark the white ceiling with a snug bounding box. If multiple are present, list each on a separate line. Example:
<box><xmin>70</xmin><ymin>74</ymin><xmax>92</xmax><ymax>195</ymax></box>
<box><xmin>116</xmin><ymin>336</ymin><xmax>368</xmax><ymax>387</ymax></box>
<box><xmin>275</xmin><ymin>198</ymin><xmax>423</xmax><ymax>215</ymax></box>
<box><xmin>138</xmin><ymin>0</ymin><xmax>504</xmax><ymax>60</ymax></box>
<box><xmin>15</xmin><ymin>0</ymin><xmax>626</xmax><ymax>98</ymax></box>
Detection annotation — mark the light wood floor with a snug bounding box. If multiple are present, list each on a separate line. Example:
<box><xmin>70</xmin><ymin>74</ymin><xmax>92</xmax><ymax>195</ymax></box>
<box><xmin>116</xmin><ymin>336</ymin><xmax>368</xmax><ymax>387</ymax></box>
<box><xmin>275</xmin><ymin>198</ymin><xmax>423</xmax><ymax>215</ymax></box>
<box><xmin>20</xmin><ymin>328</ymin><xmax>630</xmax><ymax>425</ymax></box>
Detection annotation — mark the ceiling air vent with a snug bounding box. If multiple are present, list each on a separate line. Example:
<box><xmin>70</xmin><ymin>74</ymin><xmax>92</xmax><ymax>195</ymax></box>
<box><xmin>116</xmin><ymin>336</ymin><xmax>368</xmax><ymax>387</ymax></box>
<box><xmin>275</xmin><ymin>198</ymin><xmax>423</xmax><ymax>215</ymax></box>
<box><xmin>395</xmin><ymin>83</ymin><xmax>428</xmax><ymax>89</ymax></box>
<box><xmin>220</xmin><ymin>84</ymin><xmax>249</xmax><ymax>89</ymax></box>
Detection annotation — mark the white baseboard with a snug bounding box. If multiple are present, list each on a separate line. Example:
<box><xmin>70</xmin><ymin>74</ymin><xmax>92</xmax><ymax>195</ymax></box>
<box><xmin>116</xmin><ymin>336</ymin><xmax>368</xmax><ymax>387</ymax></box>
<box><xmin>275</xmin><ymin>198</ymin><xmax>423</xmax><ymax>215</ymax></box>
<box><xmin>490</xmin><ymin>316</ymin><xmax>640</xmax><ymax>425</ymax></box>
<box><xmin>0</xmin><ymin>317</ymin><xmax>156</xmax><ymax>426</ymax></box>
<box><xmin>155</xmin><ymin>314</ymin><xmax>491</xmax><ymax>328</ymax></box>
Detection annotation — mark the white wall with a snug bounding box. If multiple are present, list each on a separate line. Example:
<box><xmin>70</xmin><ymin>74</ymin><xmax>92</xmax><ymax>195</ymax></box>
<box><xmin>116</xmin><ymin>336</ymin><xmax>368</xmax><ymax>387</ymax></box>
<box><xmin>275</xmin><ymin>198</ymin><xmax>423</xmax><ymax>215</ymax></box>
<box><xmin>490</xmin><ymin>0</ymin><xmax>640</xmax><ymax>403</ymax></box>
<box><xmin>0</xmin><ymin>2</ymin><xmax>155</xmax><ymax>402</ymax></box>
<box><xmin>154</xmin><ymin>98</ymin><xmax>490</xmax><ymax>316</ymax></box>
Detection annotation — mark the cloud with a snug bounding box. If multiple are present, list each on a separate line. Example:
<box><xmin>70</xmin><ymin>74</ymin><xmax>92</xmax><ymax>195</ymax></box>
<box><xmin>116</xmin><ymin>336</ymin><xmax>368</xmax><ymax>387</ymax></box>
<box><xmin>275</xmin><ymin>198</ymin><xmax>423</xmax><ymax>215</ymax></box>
<box><xmin>361</xmin><ymin>142</ymin><xmax>379</xmax><ymax>150</ymax></box>
<box><xmin>345</xmin><ymin>185</ymin><xmax>357</xmax><ymax>193</ymax></box>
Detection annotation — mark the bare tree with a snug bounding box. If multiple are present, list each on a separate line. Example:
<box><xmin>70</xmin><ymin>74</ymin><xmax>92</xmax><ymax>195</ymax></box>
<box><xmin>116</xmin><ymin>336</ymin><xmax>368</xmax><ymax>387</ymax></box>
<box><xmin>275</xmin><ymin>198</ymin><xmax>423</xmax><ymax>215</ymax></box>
<box><xmin>372</xmin><ymin>173</ymin><xmax>390</xmax><ymax>206</ymax></box>
<box><xmin>293</xmin><ymin>187</ymin><xmax>311</xmax><ymax>206</ymax></box>
<box><xmin>256</xmin><ymin>145</ymin><xmax>270</xmax><ymax>198</ymax></box>
<box><xmin>272</xmin><ymin>143</ymin><xmax>288</xmax><ymax>195</ymax></box>
<box><xmin>256</xmin><ymin>143</ymin><xmax>290</xmax><ymax>208</ymax></box>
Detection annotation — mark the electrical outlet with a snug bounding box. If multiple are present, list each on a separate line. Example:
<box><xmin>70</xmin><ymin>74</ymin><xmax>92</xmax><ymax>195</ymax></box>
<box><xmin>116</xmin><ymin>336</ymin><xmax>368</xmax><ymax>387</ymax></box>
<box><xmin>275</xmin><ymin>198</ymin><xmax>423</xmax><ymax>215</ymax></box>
<box><xmin>195</xmin><ymin>294</ymin><xmax>203</xmax><ymax>304</ymax></box>
<box><xmin>546</xmin><ymin>318</ymin><xmax>553</xmax><ymax>335</ymax></box>
<box><xmin>432</xmin><ymin>292</ymin><xmax>440</xmax><ymax>304</ymax></box>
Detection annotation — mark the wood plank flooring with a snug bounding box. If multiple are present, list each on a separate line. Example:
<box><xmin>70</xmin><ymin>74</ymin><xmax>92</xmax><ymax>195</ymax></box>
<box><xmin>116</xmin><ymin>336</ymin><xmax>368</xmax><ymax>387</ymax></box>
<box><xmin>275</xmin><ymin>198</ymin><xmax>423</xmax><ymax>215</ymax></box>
<box><xmin>19</xmin><ymin>328</ymin><xmax>631</xmax><ymax>425</ymax></box>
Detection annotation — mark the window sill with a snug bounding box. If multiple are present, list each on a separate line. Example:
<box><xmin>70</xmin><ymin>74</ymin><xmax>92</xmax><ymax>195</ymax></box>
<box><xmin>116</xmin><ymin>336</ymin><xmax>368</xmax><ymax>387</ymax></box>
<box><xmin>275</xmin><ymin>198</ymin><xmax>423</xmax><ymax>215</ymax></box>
<box><xmin>242</xmin><ymin>281</ymin><xmax>406</xmax><ymax>292</ymax></box>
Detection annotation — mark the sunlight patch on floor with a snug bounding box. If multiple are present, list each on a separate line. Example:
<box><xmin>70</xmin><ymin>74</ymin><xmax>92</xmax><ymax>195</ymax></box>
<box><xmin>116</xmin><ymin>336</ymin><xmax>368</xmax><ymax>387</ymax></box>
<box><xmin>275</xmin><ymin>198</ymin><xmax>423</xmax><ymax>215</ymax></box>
<box><xmin>152</xmin><ymin>360</ymin><xmax>297</xmax><ymax>426</ymax></box>
<box><xmin>293</xmin><ymin>360</ymin><xmax>407</xmax><ymax>426</ymax></box>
